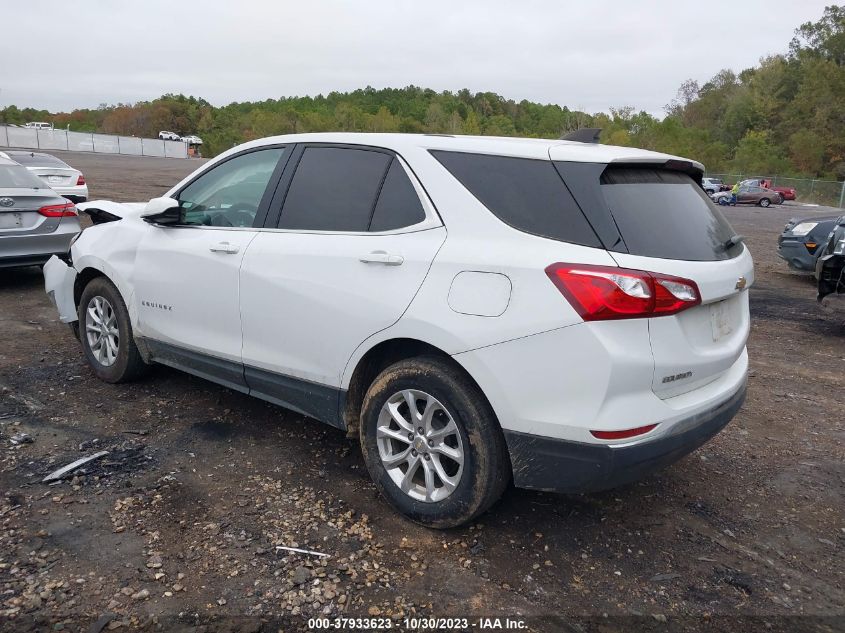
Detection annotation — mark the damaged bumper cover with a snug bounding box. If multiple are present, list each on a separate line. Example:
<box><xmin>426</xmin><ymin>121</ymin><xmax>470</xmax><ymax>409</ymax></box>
<box><xmin>504</xmin><ymin>382</ymin><xmax>746</xmax><ymax>493</ymax></box>
<box><xmin>44</xmin><ymin>255</ymin><xmax>78</xmax><ymax>323</ymax></box>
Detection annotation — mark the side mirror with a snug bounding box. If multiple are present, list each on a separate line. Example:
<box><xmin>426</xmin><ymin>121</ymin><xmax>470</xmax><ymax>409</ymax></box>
<box><xmin>141</xmin><ymin>197</ymin><xmax>181</xmax><ymax>226</ymax></box>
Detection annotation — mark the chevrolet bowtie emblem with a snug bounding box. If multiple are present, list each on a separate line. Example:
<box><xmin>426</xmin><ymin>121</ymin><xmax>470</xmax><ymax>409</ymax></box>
<box><xmin>735</xmin><ymin>276</ymin><xmax>747</xmax><ymax>290</ymax></box>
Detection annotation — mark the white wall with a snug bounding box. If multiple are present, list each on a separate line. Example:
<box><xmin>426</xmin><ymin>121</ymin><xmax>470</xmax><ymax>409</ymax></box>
<box><xmin>0</xmin><ymin>125</ymin><xmax>187</xmax><ymax>158</ymax></box>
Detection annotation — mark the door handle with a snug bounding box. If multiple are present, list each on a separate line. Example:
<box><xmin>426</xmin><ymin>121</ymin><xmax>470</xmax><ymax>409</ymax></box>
<box><xmin>209</xmin><ymin>241</ymin><xmax>240</xmax><ymax>254</ymax></box>
<box><xmin>360</xmin><ymin>250</ymin><xmax>404</xmax><ymax>266</ymax></box>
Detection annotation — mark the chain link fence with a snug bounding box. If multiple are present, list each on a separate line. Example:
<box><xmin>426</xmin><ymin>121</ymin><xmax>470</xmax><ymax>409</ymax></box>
<box><xmin>707</xmin><ymin>173</ymin><xmax>845</xmax><ymax>208</ymax></box>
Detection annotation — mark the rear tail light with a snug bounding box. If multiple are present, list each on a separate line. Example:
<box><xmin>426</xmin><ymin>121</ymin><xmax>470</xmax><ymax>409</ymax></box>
<box><xmin>76</xmin><ymin>174</ymin><xmax>86</xmax><ymax>186</ymax></box>
<box><xmin>545</xmin><ymin>263</ymin><xmax>701</xmax><ymax>321</ymax></box>
<box><xmin>590</xmin><ymin>424</ymin><xmax>658</xmax><ymax>440</ymax></box>
<box><xmin>38</xmin><ymin>202</ymin><xmax>78</xmax><ymax>217</ymax></box>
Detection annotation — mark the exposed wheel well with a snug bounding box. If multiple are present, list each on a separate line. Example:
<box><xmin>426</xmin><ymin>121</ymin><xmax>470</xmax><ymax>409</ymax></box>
<box><xmin>73</xmin><ymin>267</ymin><xmax>106</xmax><ymax>309</ymax></box>
<box><xmin>342</xmin><ymin>338</ymin><xmax>499</xmax><ymax>440</ymax></box>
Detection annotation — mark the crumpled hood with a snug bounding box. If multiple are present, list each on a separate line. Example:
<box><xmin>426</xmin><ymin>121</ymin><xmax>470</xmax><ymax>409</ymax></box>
<box><xmin>76</xmin><ymin>200</ymin><xmax>148</xmax><ymax>222</ymax></box>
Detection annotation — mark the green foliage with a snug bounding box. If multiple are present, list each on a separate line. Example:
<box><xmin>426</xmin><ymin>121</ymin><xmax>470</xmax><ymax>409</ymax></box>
<box><xmin>1</xmin><ymin>5</ymin><xmax>842</xmax><ymax>178</ymax></box>
<box><xmin>731</xmin><ymin>131</ymin><xmax>791</xmax><ymax>174</ymax></box>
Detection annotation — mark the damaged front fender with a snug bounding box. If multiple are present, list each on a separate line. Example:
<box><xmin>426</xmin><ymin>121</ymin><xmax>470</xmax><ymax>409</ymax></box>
<box><xmin>44</xmin><ymin>255</ymin><xmax>78</xmax><ymax>323</ymax></box>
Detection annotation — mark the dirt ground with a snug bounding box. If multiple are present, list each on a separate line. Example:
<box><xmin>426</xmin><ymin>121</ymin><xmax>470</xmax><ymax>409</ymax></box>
<box><xmin>1</xmin><ymin>152</ymin><xmax>843</xmax><ymax>632</ymax></box>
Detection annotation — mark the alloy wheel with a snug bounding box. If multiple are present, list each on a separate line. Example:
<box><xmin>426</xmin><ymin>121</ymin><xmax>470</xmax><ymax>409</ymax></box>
<box><xmin>376</xmin><ymin>389</ymin><xmax>465</xmax><ymax>503</ymax></box>
<box><xmin>85</xmin><ymin>295</ymin><xmax>119</xmax><ymax>367</ymax></box>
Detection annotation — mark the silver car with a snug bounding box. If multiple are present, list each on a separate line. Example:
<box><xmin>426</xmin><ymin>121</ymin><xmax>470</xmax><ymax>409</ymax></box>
<box><xmin>1</xmin><ymin>151</ymin><xmax>88</xmax><ymax>202</ymax></box>
<box><xmin>0</xmin><ymin>156</ymin><xmax>81</xmax><ymax>268</ymax></box>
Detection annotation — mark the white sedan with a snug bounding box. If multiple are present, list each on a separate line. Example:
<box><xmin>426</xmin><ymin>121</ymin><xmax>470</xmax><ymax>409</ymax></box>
<box><xmin>0</xmin><ymin>151</ymin><xmax>88</xmax><ymax>202</ymax></box>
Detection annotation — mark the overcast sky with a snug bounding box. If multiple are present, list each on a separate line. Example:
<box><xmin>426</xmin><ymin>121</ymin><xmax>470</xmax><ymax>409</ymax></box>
<box><xmin>0</xmin><ymin>0</ymin><xmax>832</xmax><ymax>115</ymax></box>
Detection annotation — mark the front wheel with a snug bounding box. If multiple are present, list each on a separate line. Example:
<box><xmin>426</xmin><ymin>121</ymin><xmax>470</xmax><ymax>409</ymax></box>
<box><xmin>78</xmin><ymin>277</ymin><xmax>149</xmax><ymax>383</ymax></box>
<box><xmin>360</xmin><ymin>356</ymin><xmax>510</xmax><ymax>528</ymax></box>
<box><xmin>759</xmin><ymin>197</ymin><xmax>771</xmax><ymax>208</ymax></box>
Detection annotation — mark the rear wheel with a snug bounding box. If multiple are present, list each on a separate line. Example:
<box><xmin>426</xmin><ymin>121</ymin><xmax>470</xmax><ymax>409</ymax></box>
<box><xmin>78</xmin><ymin>277</ymin><xmax>148</xmax><ymax>383</ymax></box>
<box><xmin>360</xmin><ymin>356</ymin><xmax>510</xmax><ymax>528</ymax></box>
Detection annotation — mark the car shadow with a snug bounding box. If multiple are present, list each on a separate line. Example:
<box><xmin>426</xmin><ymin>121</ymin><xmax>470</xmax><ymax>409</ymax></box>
<box><xmin>0</xmin><ymin>266</ymin><xmax>45</xmax><ymax>292</ymax></box>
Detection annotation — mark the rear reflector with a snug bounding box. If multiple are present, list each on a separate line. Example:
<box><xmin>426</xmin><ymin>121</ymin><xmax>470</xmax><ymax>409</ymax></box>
<box><xmin>76</xmin><ymin>174</ymin><xmax>86</xmax><ymax>186</ymax></box>
<box><xmin>38</xmin><ymin>202</ymin><xmax>78</xmax><ymax>217</ymax></box>
<box><xmin>590</xmin><ymin>424</ymin><xmax>658</xmax><ymax>440</ymax></box>
<box><xmin>545</xmin><ymin>263</ymin><xmax>701</xmax><ymax>321</ymax></box>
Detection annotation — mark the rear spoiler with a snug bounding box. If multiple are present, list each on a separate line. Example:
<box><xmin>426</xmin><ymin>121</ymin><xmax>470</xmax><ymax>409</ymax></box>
<box><xmin>606</xmin><ymin>158</ymin><xmax>704</xmax><ymax>181</ymax></box>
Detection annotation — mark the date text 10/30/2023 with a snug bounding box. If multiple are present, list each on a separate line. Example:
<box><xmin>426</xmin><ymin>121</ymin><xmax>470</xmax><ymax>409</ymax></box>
<box><xmin>307</xmin><ymin>616</ymin><xmax>528</xmax><ymax>630</ymax></box>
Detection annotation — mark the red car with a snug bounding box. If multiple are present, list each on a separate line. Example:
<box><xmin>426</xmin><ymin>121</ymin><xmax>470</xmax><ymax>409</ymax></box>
<box><xmin>771</xmin><ymin>186</ymin><xmax>796</xmax><ymax>200</ymax></box>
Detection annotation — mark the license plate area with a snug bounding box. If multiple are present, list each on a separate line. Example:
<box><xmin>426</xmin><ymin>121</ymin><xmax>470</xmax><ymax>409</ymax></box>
<box><xmin>0</xmin><ymin>212</ymin><xmax>23</xmax><ymax>229</ymax></box>
<box><xmin>710</xmin><ymin>299</ymin><xmax>733</xmax><ymax>341</ymax></box>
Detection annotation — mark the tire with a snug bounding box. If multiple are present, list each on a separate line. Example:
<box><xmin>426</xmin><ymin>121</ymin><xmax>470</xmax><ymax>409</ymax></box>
<box><xmin>78</xmin><ymin>277</ymin><xmax>148</xmax><ymax>383</ymax></box>
<box><xmin>359</xmin><ymin>356</ymin><xmax>510</xmax><ymax>528</ymax></box>
<box><xmin>776</xmin><ymin>195</ymin><xmax>784</xmax><ymax>205</ymax></box>
<box><xmin>759</xmin><ymin>197</ymin><xmax>771</xmax><ymax>208</ymax></box>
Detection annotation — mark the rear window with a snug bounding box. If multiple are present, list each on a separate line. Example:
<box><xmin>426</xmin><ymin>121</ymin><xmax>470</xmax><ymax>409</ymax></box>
<box><xmin>0</xmin><ymin>165</ymin><xmax>47</xmax><ymax>189</ymax></box>
<box><xmin>8</xmin><ymin>152</ymin><xmax>69</xmax><ymax>168</ymax></box>
<box><xmin>431</xmin><ymin>151</ymin><xmax>601</xmax><ymax>247</ymax></box>
<box><xmin>599</xmin><ymin>167</ymin><xmax>741</xmax><ymax>261</ymax></box>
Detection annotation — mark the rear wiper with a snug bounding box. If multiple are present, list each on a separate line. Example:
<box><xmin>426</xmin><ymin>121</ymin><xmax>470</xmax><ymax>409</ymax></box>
<box><xmin>724</xmin><ymin>234</ymin><xmax>745</xmax><ymax>250</ymax></box>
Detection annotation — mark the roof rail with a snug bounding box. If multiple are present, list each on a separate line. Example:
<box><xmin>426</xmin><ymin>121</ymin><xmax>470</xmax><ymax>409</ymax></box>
<box><xmin>560</xmin><ymin>128</ymin><xmax>602</xmax><ymax>143</ymax></box>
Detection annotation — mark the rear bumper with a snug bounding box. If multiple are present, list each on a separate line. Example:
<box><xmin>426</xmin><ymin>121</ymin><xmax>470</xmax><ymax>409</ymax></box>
<box><xmin>505</xmin><ymin>381</ymin><xmax>746</xmax><ymax>492</ymax></box>
<box><xmin>52</xmin><ymin>184</ymin><xmax>88</xmax><ymax>202</ymax></box>
<box><xmin>777</xmin><ymin>242</ymin><xmax>815</xmax><ymax>271</ymax></box>
<box><xmin>0</xmin><ymin>219</ymin><xmax>80</xmax><ymax>268</ymax></box>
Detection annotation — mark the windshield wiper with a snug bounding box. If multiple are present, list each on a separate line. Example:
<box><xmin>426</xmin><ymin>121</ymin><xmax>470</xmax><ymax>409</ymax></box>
<box><xmin>724</xmin><ymin>234</ymin><xmax>745</xmax><ymax>250</ymax></box>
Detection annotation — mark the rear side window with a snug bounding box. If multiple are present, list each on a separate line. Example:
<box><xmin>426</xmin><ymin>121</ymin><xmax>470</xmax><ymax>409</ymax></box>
<box><xmin>431</xmin><ymin>151</ymin><xmax>600</xmax><ymax>247</ymax></box>
<box><xmin>279</xmin><ymin>147</ymin><xmax>391</xmax><ymax>232</ymax></box>
<box><xmin>600</xmin><ymin>167</ymin><xmax>740</xmax><ymax>261</ymax></box>
<box><xmin>370</xmin><ymin>160</ymin><xmax>426</xmax><ymax>232</ymax></box>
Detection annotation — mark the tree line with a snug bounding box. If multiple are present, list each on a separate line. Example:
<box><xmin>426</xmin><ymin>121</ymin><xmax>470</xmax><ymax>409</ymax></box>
<box><xmin>2</xmin><ymin>5</ymin><xmax>843</xmax><ymax>179</ymax></box>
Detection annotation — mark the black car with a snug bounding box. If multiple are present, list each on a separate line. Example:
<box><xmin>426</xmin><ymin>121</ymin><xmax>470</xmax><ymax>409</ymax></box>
<box><xmin>818</xmin><ymin>240</ymin><xmax>845</xmax><ymax>304</ymax></box>
<box><xmin>778</xmin><ymin>215</ymin><xmax>838</xmax><ymax>273</ymax></box>
<box><xmin>814</xmin><ymin>216</ymin><xmax>845</xmax><ymax>275</ymax></box>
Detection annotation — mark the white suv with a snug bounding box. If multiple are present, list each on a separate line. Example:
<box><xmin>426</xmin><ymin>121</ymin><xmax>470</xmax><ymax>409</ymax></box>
<box><xmin>43</xmin><ymin>133</ymin><xmax>752</xmax><ymax>527</ymax></box>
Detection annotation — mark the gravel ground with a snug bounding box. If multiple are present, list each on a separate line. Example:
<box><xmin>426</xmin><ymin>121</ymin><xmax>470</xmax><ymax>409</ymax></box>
<box><xmin>1</xmin><ymin>152</ymin><xmax>844</xmax><ymax>632</ymax></box>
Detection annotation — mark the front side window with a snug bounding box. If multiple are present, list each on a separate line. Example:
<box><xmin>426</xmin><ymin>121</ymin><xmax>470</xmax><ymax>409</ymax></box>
<box><xmin>177</xmin><ymin>147</ymin><xmax>285</xmax><ymax>227</ymax></box>
<box><xmin>278</xmin><ymin>147</ymin><xmax>392</xmax><ymax>232</ymax></box>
